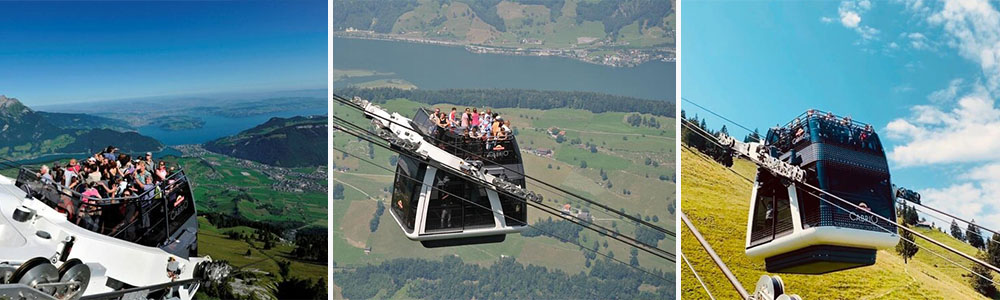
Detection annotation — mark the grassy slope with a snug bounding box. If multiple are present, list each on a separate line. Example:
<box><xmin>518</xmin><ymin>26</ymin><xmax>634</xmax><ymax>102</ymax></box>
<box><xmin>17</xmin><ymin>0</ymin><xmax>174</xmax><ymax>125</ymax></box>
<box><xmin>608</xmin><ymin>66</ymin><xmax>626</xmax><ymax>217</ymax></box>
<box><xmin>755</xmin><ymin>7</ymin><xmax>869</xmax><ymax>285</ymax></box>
<box><xmin>332</xmin><ymin>98</ymin><xmax>676</xmax><ymax>296</ymax></box>
<box><xmin>387</xmin><ymin>0</ymin><xmax>671</xmax><ymax>49</ymax></box>
<box><xmin>680</xmin><ymin>146</ymin><xmax>997</xmax><ymax>299</ymax></box>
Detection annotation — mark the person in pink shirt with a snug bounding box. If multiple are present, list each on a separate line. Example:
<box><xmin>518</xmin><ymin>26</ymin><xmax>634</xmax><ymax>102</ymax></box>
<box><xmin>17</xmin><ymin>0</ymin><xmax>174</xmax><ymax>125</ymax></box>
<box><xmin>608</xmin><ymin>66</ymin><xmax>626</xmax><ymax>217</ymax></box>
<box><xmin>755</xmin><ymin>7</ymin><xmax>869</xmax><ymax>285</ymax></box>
<box><xmin>81</xmin><ymin>182</ymin><xmax>101</xmax><ymax>203</ymax></box>
<box><xmin>471</xmin><ymin>108</ymin><xmax>480</xmax><ymax>127</ymax></box>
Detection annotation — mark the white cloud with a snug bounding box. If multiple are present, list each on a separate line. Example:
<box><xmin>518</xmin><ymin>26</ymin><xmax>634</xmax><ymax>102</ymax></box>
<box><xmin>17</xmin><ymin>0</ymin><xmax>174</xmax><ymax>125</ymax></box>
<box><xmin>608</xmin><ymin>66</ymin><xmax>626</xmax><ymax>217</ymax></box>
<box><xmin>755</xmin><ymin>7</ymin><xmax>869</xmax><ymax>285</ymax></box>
<box><xmin>908</xmin><ymin>32</ymin><xmax>931</xmax><ymax>49</ymax></box>
<box><xmin>887</xmin><ymin>90</ymin><xmax>1000</xmax><ymax>166</ymax></box>
<box><xmin>893</xmin><ymin>83</ymin><xmax>914</xmax><ymax>93</ymax></box>
<box><xmin>841</xmin><ymin>11</ymin><xmax>862</xmax><ymax>28</ymax></box>
<box><xmin>918</xmin><ymin>182</ymin><xmax>1000</xmax><ymax>232</ymax></box>
<box><xmin>928</xmin><ymin>0</ymin><xmax>1000</xmax><ymax>92</ymax></box>
<box><xmin>832</xmin><ymin>0</ymin><xmax>879</xmax><ymax>42</ymax></box>
<box><xmin>928</xmin><ymin>78</ymin><xmax>965</xmax><ymax>103</ymax></box>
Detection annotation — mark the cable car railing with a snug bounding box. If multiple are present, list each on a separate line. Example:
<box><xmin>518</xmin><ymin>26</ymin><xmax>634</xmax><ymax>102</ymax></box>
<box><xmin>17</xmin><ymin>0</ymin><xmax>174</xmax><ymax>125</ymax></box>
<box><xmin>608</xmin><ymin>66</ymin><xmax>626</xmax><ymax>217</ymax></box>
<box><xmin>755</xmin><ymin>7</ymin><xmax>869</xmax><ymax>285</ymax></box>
<box><xmin>14</xmin><ymin>165</ymin><xmax>195</xmax><ymax>248</ymax></box>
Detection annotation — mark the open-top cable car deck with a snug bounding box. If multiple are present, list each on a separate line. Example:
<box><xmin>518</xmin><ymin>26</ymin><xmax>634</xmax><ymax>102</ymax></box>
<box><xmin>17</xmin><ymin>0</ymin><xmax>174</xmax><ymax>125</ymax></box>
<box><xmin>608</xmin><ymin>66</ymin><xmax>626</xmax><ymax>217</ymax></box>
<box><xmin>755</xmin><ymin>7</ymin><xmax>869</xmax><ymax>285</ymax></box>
<box><xmin>0</xmin><ymin>153</ymin><xmax>227</xmax><ymax>299</ymax></box>
<box><xmin>348</xmin><ymin>97</ymin><xmax>536</xmax><ymax>248</ymax></box>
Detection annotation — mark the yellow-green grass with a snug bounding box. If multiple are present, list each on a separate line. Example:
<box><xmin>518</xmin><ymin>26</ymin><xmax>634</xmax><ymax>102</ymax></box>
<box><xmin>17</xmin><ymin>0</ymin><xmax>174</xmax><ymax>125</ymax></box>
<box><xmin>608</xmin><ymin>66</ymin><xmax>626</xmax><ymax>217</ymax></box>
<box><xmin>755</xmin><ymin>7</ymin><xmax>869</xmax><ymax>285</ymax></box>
<box><xmin>197</xmin><ymin>217</ymin><xmax>326</xmax><ymax>282</ymax></box>
<box><xmin>680</xmin><ymin>146</ymin><xmax>995</xmax><ymax>299</ymax></box>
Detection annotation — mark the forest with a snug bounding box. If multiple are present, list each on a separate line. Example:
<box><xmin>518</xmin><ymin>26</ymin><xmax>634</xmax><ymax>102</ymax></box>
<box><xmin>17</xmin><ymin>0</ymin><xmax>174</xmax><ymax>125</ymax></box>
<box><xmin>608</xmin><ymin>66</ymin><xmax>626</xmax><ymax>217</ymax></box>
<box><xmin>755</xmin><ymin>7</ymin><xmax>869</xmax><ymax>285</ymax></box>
<box><xmin>335</xmin><ymin>87</ymin><xmax>675</xmax><ymax>117</ymax></box>
<box><xmin>332</xmin><ymin>255</ymin><xmax>673</xmax><ymax>299</ymax></box>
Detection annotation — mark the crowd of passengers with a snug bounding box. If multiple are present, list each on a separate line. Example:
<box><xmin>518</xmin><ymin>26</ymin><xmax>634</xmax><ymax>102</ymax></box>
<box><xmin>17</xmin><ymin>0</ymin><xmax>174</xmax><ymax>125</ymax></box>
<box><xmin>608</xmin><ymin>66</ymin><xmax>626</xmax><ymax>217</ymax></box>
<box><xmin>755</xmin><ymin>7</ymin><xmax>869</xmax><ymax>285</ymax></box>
<box><xmin>32</xmin><ymin>146</ymin><xmax>186</xmax><ymax>237</ymax></box>
<box><xmin>768</xmin><ymin>110</ymin><xmax>879</xmax><ymax>152</ymax></box>
<box><xmin>429</xmin><ymin>107</ymin><xmax>514</xmax><ymax>150</ymax></box>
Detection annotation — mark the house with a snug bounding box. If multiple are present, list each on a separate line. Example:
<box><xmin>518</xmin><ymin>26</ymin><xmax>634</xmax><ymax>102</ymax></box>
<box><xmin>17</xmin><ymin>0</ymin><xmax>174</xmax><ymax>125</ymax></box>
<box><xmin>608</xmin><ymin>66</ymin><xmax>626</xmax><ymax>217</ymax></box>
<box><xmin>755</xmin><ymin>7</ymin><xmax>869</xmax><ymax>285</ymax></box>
<box><xmin>561</xmin><ymin>204</ymin><xmax>572</xmax><ymax>215</ymax></box>
<box><xmin>915</xmin><ymin>221</ymin><xmax>932</xmax><ymax>229</ymax></box>
<box><xmin>535</xmin><ymin>148</ymin><xmax>553</xmax><ymax>157</ymax></box>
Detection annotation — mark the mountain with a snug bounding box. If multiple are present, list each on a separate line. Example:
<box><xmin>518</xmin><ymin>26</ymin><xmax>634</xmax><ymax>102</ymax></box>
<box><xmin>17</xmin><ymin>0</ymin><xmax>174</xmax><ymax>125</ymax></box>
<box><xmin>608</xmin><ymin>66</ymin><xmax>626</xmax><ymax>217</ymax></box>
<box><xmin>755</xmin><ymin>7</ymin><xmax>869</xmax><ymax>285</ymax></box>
<box><xmin>36</xmin><ymin>111</ymin><xmax>135</xmax><ymax>132</ymax></box>
<box><xmin>333</xmin><ymin>0</ymin><xmax>675</xmax><ymax>48</ymax></box>
<box><xmin>0</xmin><ymin>95</ymin><xmax>162</xmax><ymax>160</ymax></box>
<box><xmin>679</xmin><ymin>146</ymin><xmax>992</xmax><ymax>299</ymax></box>
<box><xmin>203</xmin><ymin>115</ymin><xmax>327</xmax><ymax>167</ymax></box>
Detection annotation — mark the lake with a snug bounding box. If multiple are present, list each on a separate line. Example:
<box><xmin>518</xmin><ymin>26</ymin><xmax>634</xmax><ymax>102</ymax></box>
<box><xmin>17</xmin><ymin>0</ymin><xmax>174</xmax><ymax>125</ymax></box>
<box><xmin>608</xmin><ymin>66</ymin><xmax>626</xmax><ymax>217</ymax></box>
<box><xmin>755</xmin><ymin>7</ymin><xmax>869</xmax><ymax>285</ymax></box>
<box><xmin>137</xmin><ymin>108</ymin><xmax>327</xmax><ymax>145</ymax></box>
<box><xmin>333</xmin><ymin>37</ymin><xmax>675</xmax><ymax>101</ymax></box>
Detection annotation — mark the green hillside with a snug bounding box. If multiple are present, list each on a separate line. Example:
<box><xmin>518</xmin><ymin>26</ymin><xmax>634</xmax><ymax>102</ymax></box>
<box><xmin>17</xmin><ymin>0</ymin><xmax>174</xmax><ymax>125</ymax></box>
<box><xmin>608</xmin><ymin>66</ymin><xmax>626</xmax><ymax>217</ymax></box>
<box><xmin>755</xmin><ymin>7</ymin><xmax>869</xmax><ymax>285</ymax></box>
<box><xmin>333</xmin><ymin>0</ymin><xmax>675</xmax><ymax>49</ymax></box>
<box><xmin>204</xmin><ymin>116</ymin><xmax>327</xmax><ymax>167</ymax></box>
<box><xmin>680</xmin><ymin>146</ymin><xmax>998</xmax><ymax>299</ymax></box>
<box><xmin>0</xmin><ymin>95</ymin><xmax>162</xmax><ymax>160</ymax></box>
<box><xmin>332</xmin><ymin>98</ymin><xmax>676</xmax><ymax>298</ymax></box>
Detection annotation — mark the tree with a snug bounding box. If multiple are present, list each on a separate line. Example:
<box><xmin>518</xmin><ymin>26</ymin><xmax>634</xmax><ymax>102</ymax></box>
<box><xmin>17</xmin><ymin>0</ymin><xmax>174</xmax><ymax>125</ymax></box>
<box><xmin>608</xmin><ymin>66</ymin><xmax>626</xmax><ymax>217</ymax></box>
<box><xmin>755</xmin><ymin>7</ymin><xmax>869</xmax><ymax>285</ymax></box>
<box><xmin>652</xmin><ymin>215</ymin><xmax>659</xmax><ymax>222</ymax></box>
<box><xmin>589</xmin><ymin>145</ymin><xmax>598</xmax><ymax>153</ymax></box>
<box><xmin>951</xmin><ymin>220</ymin><xmax>965</xmax><ymax>241</ymax></box>
<box><xmin>245</xmin><ymin>248</ymin><xmax>252</xmax><ymax>256</ymax></box>
<box><xmin>970</xmin><ymin>252</ymin><xmax>998</xmax><ymax>297</ymax></box>
<box><xmin>988</xmin><ymin>233</ymin><xmax>1000</xmax><ymax>268</ymax></box>
<box><xmin>968</xmin><ymin>220</ymin><xmax>986</xmax><ymax>249</ymax></box>
<box><xmin>895</xmin><ymin>226</ymin><xmax>918</xmax><ymax>263</ymax></box>
<box><xmin>278</xmin><ymin>260</ymin><xmax>292</xmax><ymax>278</ymax></box>
<box><xmin>580</xmin><ymin>160</ymin><xmax>588</xmax><ymax>168</ymax></box>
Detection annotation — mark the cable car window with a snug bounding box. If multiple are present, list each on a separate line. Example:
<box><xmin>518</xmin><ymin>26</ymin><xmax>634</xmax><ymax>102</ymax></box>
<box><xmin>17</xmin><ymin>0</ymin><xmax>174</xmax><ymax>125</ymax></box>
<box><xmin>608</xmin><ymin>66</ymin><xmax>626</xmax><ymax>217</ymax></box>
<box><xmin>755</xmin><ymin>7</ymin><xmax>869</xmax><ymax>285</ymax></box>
<box><xmin>426</xmin><ymin>172</ymin><xmax>465</xmax><ymax>232</ymax></box>
<box><xmin>426</xmin><ymin>170</ymin><xmax>496</xmax><ymax>231</ymax></box>
<box><xmin>499</xmin><ymin>179</ymin><xmax>527</xmax><ymax>226</ymax></box>
<box><xmin>392</xmin><ymin>157</ymin><xmax>424</xmax><ymax>232</ymax></box>
<box><xmin>750</xmin><ymin>192</ymin><xmax>774</xmax><ymax>245</ymax></box>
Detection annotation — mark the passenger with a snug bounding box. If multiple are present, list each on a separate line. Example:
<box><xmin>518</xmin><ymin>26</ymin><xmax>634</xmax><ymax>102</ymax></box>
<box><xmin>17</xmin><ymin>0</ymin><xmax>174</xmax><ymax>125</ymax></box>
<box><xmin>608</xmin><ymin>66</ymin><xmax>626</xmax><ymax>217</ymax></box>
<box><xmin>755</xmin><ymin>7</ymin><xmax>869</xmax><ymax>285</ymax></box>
<box><xmin>39</xmin><ymin>165</ymin><xmax>54</xmax><ymax>185</ymax></box>
<box><xmin>471</xmin><ymin>108</ymin><xmax>480</xmax><ymax>127</ymax></box>
<box><xmin>461</xmin><ymin>108</ymin><xmax>471</xmax><ymax>128</ymax></box>
<box><xmin>449</xmin><ymin>107</ymin><xmax>458</xmax><ymax>126</ymax></box>
<box><xmin>436</xmin><ymin>111</ymin><xmax>449</xmax><ymax>128</ymax></box>
<box><xmin>155</xmin><ymin>161</ymin><xmax>169</xmax><ymax>182</ymax></box>
<box><xmin>167</xmin><ymin>257</ymin><xmax>181</xmax><ymax>281</ymax></box>
<box><xmin>85</xmin><ymin>165</ymin><xmax>102</xmax><ymax>185</ymax></box>
<box><xmin>135</xmin><ymin>161</ymin><xmax>152</xmax><ymax>186</ymax></box>
<box><xmin>144</xmin><ymin>152</ymin><xmax>154</xmax><ymax>168</ymax></box>
<box><xmin>483</xmin><ymin>109</ymin><xmax>493</xmax><ymax>126</ymax></box>
<box><xmin>491</xmin><ymin>117</ymin><xmax>502</xmax><ymax>136</ymax></box>
<box><xmin>75</xmin><ymin>203</ymin><xmax>101</xmax><ymax>232</ymax></box>
<box><xmin>468</xmin><ymin>126</ymin><xmax>482</xmax><ymax>139</ymax></box>
<box><xmin>103</xmin><ymin>146</ymin><xmax>117</xmax><ymax>162</ymax></box>
<box><xmin>82</xmin><ymin>182</ymin><xmax>101</xmax><ymax>202</ymax></box>
<box><xmin>66</xmin><ymin>159</ymin><xmax>81</xmax><ymax>174</ymax></box>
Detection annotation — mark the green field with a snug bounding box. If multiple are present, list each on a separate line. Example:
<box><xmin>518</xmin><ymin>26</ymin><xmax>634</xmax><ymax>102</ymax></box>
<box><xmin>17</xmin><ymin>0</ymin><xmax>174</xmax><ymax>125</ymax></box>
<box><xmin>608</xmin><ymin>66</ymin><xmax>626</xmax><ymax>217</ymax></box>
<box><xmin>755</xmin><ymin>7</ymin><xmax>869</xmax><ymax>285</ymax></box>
<box><xmin>680</xmin><ymin>146</ymin><xmax>997</xmax><ymax>299</ymax></box>
<box><xmin>164</xmin><ymin>153</ymin><xmax>328</xmax><ymax>228</ymax></box>
<box><xmin>333</xmin><ymin>98</ymin><xmax>676</xmax><ymax>298</ymax></box>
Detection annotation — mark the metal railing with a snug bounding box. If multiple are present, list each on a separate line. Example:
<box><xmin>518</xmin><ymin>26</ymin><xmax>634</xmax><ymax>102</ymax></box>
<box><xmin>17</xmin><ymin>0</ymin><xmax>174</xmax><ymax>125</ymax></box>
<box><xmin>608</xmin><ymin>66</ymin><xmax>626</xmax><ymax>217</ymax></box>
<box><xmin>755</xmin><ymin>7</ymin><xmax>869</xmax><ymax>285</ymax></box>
<box><xmin>15</xmin><ymin>166</ymin><xmax>195</xmax><ymax>248</ymax></box>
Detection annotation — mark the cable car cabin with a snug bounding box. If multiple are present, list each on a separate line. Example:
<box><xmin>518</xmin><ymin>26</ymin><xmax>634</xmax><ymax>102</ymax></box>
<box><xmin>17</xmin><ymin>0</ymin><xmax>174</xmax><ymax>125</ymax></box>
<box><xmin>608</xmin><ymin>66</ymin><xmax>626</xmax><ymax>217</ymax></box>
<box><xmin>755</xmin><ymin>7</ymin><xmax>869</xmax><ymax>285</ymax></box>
<box><xmin>15</xmin><ymin>165</ymin><xmax>199</xmax><ymax>259</ymax></box>
<box><xmin>389</xmin><ymin>108</ymin><xmax>528</xmax><ymax>248</ymax></box>
<box><xmin>745</xmin><ymin>110</ymin><xmax>898</xmax><ymax>274</ymax></box>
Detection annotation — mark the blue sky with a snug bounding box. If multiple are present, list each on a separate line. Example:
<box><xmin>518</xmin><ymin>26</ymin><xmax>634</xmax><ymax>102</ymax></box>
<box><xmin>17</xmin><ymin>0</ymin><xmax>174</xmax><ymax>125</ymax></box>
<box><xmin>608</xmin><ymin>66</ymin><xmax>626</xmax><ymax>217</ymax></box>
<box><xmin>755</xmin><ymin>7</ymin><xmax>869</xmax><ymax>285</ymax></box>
<box><xmin>683</xmin><ymin>0</ymin><xmax>1000</xmax><ymax>232</ymax></box>
<box><xmin>0</xmin><ymin>1</ymin><xmax>326</xmax><ymax>106</ymax></box>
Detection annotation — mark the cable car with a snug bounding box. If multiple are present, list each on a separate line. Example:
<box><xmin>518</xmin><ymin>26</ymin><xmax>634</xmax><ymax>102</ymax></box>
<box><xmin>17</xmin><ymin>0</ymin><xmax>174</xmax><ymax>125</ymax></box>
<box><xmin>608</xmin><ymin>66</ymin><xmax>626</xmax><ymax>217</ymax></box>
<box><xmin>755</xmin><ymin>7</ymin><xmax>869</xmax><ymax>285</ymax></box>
<box><xmin>0</xmin><ymin>150</ymin><xmax>217</xmax><ymax>299</ymax></box>
<box><xmin>384</xmin><ymin>107</ymin><xmax>528</xmax><ymax>248</ymax></box>
<box><xmin>744</xmin><ymin>110</ymin><xmax>898</xmax><ymax>274</ymax></box>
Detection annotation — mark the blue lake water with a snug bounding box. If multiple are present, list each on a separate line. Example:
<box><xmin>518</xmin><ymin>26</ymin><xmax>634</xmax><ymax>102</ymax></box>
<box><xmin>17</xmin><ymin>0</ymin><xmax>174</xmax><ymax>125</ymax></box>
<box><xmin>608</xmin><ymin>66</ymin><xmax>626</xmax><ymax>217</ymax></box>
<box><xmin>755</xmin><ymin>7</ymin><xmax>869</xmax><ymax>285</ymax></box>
<box><xmin>137</xmin><ymin>108</ymin><xmax>326</xmax><ymax>145</ymax></box>
<box><xmin>333</xmin><ymin>37</ymin><xmax>676</xmax><ymax>101</ymax></box>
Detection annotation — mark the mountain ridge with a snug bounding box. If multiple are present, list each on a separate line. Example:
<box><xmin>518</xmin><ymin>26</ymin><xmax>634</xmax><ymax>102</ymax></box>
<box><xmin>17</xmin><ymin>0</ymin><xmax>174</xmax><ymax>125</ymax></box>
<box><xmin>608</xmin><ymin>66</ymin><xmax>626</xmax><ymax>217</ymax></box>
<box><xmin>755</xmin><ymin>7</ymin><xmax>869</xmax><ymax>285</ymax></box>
<box><xmin>203</xmin><ymin>115</ymin><xmax>327</xmax><ymax>167</ymax></box>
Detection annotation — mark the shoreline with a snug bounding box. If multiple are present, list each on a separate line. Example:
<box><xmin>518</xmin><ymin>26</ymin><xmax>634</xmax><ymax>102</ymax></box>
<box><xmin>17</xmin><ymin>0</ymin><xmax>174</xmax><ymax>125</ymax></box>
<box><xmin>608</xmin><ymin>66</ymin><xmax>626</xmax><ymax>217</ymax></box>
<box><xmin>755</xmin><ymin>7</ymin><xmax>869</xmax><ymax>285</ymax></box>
<box><xmin>333</xmin><ymin>32</ymin><xmax>675</xmax><ymax>68</ymax></box>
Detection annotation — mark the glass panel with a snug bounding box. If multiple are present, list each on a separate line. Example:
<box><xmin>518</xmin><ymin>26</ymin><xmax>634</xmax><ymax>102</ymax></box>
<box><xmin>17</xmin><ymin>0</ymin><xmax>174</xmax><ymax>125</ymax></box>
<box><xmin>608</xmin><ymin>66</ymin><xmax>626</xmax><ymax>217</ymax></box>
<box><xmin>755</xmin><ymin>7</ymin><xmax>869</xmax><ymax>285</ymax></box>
<box><xmin>391</xmin><ymin>157</ymin><xmax>424</xmax><ymax>232</ymax></box>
